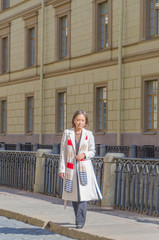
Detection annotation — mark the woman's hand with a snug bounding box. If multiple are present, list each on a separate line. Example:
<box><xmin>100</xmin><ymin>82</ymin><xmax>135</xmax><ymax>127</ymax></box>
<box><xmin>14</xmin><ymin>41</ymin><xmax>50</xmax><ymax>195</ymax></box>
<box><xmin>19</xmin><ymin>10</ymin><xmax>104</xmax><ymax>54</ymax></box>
<box><xmin>75</xmin><ymin>153</ymin><xmax>86</xmax><ymax>162</ymax></box>
<box><xmin>59</xmin><ymin>172</ymin><xmax>65</xmax><ymax>179</ymax></box>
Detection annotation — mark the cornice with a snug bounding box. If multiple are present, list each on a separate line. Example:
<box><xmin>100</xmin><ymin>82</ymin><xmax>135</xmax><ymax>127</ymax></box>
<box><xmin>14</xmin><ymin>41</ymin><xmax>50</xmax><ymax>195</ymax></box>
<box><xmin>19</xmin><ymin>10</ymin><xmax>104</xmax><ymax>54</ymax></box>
<box><xmin>0</xmin><ymin>75</ymin><xmax>39</xmax><ymax>87</ymax></box>
<box><xmin>45</xmin><ymin>59</ymin><xmax>118</xmax><ymax>79</ymax></box>
<box><xmin>0</xmin><ymin>0</ymin><xmax>30</xmax><ymax>15</ymax></box>
<box><xmin>23</xmin><ymin>11</ymin><xmax>39</xmax><ymax>21</ymax></box>
<box><xmin>0</xmin><ymin>47</ymin><xmax>159</xmax><ymax>87</ymax></box>
<box><xmin>52</xmin><ymin>0</ymin><xmax>72</xmax><ymax>8</ymax></box>
<box><xmin>0</xmin><ymin>3</ymin><xmax>41</xmax><ymax>26</ymax></box>
<box><xmin>0</xmin><ymin>22</ymin><xmax>11</xmax><ymax>30</ymax></box>
<box><xmin>123</xmin><ymin>49</ymin><xmax>159</xmax><ymax>63</ymax></box>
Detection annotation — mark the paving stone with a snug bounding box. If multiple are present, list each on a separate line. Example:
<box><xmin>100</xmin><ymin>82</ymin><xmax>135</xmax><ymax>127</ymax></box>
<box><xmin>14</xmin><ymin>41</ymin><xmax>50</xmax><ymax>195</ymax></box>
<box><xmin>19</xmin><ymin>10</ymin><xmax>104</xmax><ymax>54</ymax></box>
<box><xmin>0</xmin><ymin>216</ymin><xmax>74</xmax><ymax>240</ymax></box>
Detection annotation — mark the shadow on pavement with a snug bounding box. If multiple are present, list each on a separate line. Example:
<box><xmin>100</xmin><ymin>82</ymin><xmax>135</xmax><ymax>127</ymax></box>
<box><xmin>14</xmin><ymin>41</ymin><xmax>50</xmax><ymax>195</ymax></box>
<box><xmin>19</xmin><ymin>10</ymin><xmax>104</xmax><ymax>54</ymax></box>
<box><xmin>0</xmin><ymin>227</ymin><xmax>55</xmax><ymax>235</ymax></box>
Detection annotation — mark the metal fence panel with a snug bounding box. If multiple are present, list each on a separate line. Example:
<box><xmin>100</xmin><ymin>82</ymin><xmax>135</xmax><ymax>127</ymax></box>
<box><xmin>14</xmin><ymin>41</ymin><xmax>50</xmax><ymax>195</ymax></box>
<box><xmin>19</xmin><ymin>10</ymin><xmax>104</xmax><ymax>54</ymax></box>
<box><xmin>44</xmin><ymin>154</ymin><xmax>104</xmax><ymax>206</ymax></box>
<box><xmin>0</xmin><ymin>151</ymin><xmax>36</xmax><ymax>191</ymax></box>
<box><xmin>114</xmin><ymin>157</ymin><xmax>159</xmax><ymax>216</ymax></box>
<box><xmin>44</xmin><ymin>154</ymin><xmax>63</xmax><ymax>197</ymax></box>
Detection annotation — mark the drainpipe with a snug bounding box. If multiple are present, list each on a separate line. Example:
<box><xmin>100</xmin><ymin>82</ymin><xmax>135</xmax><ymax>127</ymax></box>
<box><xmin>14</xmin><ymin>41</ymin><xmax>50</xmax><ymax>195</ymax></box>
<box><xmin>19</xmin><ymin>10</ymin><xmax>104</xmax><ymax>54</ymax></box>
<box><xmin>117</xmin><ymin>0</ymin><xmax>124</xmax><ymax>146</ymax></box>
<box><xmin>39</xmin><ymin>0</ymin><xmax>45</xmax><ymax>144</ymax></box>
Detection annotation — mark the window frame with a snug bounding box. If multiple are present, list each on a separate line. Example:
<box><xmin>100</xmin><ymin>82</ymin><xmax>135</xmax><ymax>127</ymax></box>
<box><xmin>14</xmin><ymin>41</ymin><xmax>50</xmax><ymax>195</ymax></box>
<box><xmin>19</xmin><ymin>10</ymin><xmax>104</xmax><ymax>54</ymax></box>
<box><xmin>0</xmin><ymin>98</ymin><xmax>7</xmax><ymax>134</ymax></box>
<box><xmin>92</xmin><ymin>0</ymin><xmax>112</xmax><ymax>52</ymax></box>
<box><xmin>0</xmin><ymin>22</ymin><xmax>10</xmax><ymax>74</ymax></box>
<box><xmin>140</xmin><ymin>0</ymin><xmax>159</xmax><ymax>40</ymax></box>
<box><xmin>142</xmin><ymin>76</ymin><xmax>159</xmax><ymax>133</ymax></box>
<box><xmin>28</xmin><ymin>27</ymin><xmax>35</xmax><ymax>67</ymax></box>
<box><xmin>25</xmin><ymin>94</ymin><xmax>34</xmax><ymax>134</ymax></box>
<box><xmin>2</xmin><ymin>36</ymin><xmax>8</xmax><ymax>73</ymax></box>
<box><xmin>60</xmin><ymin>15</ymin><xmax>68</xmax><ymax>59</ymax></box>
<box><xmin>52</xmin><ymin>0</ymin><xmax>71</xmax><ymax>60</ymax></box>
<box><xmin>56</xmin><ymin>89</ymin><xmax>67</xmax><ymax>133</ymax></box>
<box><xmin>94</xmin><ymin>83</ymin><xmax>107</xmax><ymax>132</ymax></box>
<box><xmin>23</xmin><ymin>12</ymin><xmax>38</xmax><ymax>68</ymax></box>
<box><xmin>1</xmin><ymin>0</ymin><xmax>10</xmax><ymax>11</ymax></box>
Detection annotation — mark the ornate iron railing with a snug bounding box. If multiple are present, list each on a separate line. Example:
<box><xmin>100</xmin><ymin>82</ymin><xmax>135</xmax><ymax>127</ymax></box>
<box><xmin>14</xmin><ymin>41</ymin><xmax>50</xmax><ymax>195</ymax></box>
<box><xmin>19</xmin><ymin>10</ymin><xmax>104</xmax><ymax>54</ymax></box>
<box><xmin>44</xmin><ymin>154</ymin><xmax>104</xmax><ymax>205</ymax></box>
<box><xmin>114</xmin><ymin>157</ymin><xmax>159</xmax><ymax>216</ymax></box>
<box><xmin>0</xmin><ymin>151</ymin><xmax>36</xmax><ymax>191</ymax></box>
<box><xmin>107</xmin><ymin>146</ymin><xmax>129</xmax><ymax>157</ymax></box>
<box><xmin>44</xmin><ymin>154</ymin><xmax>63</xmax><ymax>197</ymax></box>
<box><xmin>5</xmin><ymin>144</ymin><xmax>17</xmax><ymax>151</ymax></box>
<box><xmin>37</xmin><ymin>144</ymin><xmax>53</xmax><ymax>150</ymax></box>
<box><xmin>137</xmin><ymin>146</ymin><xmax>159</xmax><ymax>159</ymax></box>
<box><xmin>21</xmin><ymin>144</ymin><xmax>34</xmax><ymax>151</ymax></box>
<box><xmin>91</xmin><ymin>156</ymin><xmax>104</xmax><ymax>205</ymax></box>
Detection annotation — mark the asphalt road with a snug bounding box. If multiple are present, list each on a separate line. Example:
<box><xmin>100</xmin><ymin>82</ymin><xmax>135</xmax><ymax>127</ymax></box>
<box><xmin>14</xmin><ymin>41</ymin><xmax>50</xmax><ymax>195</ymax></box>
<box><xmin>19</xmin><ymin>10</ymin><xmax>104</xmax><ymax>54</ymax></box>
<box><xmin>0</xmin><ymin>216</ymin><xmax>74</xmax><ymax>240</ymax></box>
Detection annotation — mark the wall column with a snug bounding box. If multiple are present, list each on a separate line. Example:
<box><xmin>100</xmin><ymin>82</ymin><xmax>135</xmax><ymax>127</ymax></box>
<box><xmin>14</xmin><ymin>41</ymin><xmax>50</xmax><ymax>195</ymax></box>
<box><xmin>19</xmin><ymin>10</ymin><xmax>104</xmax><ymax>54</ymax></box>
<box><xmin>101</xmin><ymin>153</ymin><xmax>125</xmax><ymax>208</ymax></box>
<box><xmin>34</xmin><ymin>149</ymin><xmax>53</xmax><ymax>193</ymax></box>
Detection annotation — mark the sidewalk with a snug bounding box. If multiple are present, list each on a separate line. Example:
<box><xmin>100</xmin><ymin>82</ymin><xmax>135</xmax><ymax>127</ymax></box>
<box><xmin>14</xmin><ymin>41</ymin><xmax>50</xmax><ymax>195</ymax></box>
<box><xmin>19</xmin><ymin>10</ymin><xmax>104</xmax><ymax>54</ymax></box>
<box><xmin>0</xmin><ymin>187</ymin><xmax>159</xmax><ymax>240</ymax></box>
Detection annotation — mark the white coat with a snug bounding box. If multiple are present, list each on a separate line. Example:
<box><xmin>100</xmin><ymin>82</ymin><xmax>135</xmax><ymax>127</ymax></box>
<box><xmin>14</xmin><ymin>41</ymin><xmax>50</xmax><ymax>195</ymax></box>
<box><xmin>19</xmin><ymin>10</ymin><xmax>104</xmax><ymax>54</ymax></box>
<box><xmin>59</xmin><ymin>127</ymin><xmax>103</xmax><ymax>202</ymax></box>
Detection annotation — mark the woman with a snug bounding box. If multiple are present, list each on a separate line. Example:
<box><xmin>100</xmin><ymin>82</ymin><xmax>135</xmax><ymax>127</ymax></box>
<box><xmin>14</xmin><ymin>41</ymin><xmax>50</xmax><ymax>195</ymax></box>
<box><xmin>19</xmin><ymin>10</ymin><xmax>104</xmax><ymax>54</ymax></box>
<box><xmin>59</xmin><ymin>110</ymin><xmax>102</xmax><ymax>229</ymax></box>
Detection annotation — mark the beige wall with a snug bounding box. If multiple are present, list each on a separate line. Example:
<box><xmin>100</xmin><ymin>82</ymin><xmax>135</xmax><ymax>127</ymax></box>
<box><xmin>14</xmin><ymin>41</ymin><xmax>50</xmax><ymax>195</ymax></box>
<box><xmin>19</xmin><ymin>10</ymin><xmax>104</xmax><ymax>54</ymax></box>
<box><xmin>0</xmin><ymin>0</ymin><xmax>159</xmax><ymax>145</ymax></box>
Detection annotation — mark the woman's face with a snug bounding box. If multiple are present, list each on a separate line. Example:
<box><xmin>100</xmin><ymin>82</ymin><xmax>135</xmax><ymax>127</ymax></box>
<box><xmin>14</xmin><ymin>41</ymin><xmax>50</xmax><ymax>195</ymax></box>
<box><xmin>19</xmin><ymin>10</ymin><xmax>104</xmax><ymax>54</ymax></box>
<box><xmin>74</xmin><ymin>114</ymin><xmax>86</xmax><ymax>130</ymax></box>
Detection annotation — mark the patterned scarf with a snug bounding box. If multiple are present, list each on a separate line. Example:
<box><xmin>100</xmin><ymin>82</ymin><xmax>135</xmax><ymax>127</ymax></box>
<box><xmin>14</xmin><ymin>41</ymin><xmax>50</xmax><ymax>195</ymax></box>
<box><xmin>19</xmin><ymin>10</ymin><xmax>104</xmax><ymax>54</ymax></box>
<box><xmin>79</xmin><ymin>135</ymin><xmax>87</xmax><ymax>186</ymax></box>
<box><xmin>79</xmin><ymin>158</ymin><xmax>87</xmax><ymax>186</ymax></box>
<box><xmin>64</xmin><ymin>135</ymin><xmax>88</xmax><ymax>193</ymax></box>
<box><xmin>64</xmin><ymin>139</ymin><xmax>74</xmax><ymax>193</ymax></box>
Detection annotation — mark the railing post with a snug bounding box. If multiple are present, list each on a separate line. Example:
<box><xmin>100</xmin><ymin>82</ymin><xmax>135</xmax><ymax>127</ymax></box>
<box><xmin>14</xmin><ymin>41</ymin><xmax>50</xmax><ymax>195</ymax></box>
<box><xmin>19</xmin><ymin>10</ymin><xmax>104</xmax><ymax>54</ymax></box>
<box><xmin>34</xmin><ymin>149</ymin><xmax>53</xmax><ymax>193</ymax></box>
<box><xmin>53</xmin><ymin>143</ymin><xmax>60</xmax><ymax>154</ymax></box>
<box><xmin>34</xmin><ymin>143</ymin><xmax>39</xmax><ymax>151</ymax></box>
<box><xmin>16</xmin><ymin>143</ymin><xmax>21</xmax><ymax>151</ymax></box>
<box><xmin>1</xmin><ymin>143</ymin><xmax>5</xmax><ymax>150</ymax></box>
<box><xmin>101</xmin><ymin>153</ymin><xmax>125</xmax><ymax>208</ymax></box>
<box><xmin>129</xmin><ymin>144</ymin><xmax>137</xmax><ymax>158</ymax></box>
<box><xmin>100</xmin><ymin>144</ymin><xmax>107</xmax><ymax>156</ymax></box>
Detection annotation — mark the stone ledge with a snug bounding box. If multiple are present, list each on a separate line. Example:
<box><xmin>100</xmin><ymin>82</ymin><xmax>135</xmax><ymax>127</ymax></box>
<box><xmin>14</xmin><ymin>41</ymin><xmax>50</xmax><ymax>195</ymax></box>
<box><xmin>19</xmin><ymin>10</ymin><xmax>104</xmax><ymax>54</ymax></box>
<box><xmin>0</xmin><ymin>208</ymin><xmax>114</xmax><ymax>240</ymax></box>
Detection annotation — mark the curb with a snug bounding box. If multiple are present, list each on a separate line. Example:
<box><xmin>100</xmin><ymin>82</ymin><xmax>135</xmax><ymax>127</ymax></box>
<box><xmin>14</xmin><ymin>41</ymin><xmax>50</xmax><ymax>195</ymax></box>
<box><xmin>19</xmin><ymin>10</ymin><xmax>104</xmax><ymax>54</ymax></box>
<box><xmin>0</xmin><ymin>208</ymin><xmax>114</xmax><ymax>240</ymax></box>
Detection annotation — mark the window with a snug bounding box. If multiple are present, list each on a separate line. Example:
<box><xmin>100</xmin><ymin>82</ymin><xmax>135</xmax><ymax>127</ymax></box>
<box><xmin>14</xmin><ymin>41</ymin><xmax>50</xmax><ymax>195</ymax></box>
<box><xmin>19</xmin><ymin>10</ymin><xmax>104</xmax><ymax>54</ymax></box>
<box><xmin>99</xmin><ymin>2</ymin><xmax>108</xmax><ymax>49</ymax></box>
<box><xmin>145</xmin><ymin>80</ymin><xmax>158</xmax><ymax>131</ymax></box>
<box><xmin>60</xmin><ymin>16</ymin><xmax>68</xmax><ymax>58</ymax></box>
<box><xmin>150</xmin><ymin>0</ymin><xmax>159</xmax><ymax>37</ymax></box>
<box><xmin>95</xmin><ymin>86</ymin><xmax>107</xmax><ymax>131</ymax></box>
<box><xmin>23</xmin><ymin>12</ymin><xmax>38</xmax><ymax>68</ymax></box>
<box><xmin>147</xmin><ymin>81</ymin><xmax>158</xmax><ymax>130</ymax></box>
<box><xmin>56</xmin><ymin>90</ymin><xmax>66</xmax><ymax>132</ymax></box>
<box><xmin>141</xmin><ymin>0</ymin><xmax>159</xmax><ymax>39</ymax></box>
<box><xmin>92</xmin><ymin>0</ymin><xmax>112</xmax><ymax>52</ymax></box>
<box><xmin>1</xmin><ymin>0</ymin><xmax>9</xmax><ymax>10</ymax></box>
<box><xmin>142</xmin><ymin>77</ymin><xmax>159</xmax><ymax>132</ymax></box>
<box><xmin>28</xmin><ymin>27</ymin><xmax>35</xmax><ymax>67</ymax></box>
<box><xmin>52</xmin><ymin>0</ymin><xmax>71</xmax><ymax>60</ymax></box>
<box><xmin>0</xmin><ymin>23</ymin><xmax>10</xmax><ymax>74</ymax></box>
<box><xmin>0</xmin><ymin>99</ymin><xmax>7</xmax><ymax>134</ymax></box>
<box><xmin>26</xmin><ymin>96</ymin><xmax>34</xmax><ymax>133</ymax></box>
<box><xmin>2</xmin><ymin>37</ymin><xmax>8</xmax><ymax>73</ymax></box>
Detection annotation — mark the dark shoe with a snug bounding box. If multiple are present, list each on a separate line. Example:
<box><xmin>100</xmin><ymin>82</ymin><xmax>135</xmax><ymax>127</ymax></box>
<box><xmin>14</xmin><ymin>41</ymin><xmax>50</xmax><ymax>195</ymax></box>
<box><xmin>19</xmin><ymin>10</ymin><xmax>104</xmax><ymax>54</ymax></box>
<box><xmin>76</xmin><ymin>224</ymin><xmax>84</xmax><ymax>229</ymax></box>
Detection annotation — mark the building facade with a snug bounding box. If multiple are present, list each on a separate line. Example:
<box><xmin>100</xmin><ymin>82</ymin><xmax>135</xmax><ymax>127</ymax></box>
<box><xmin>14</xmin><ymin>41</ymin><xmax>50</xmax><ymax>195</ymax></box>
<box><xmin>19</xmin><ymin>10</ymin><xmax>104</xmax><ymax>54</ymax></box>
<box><xmin>0</xmin><ymin>0</ymin><xmax>159</xmax><ymax>146</ymax></box>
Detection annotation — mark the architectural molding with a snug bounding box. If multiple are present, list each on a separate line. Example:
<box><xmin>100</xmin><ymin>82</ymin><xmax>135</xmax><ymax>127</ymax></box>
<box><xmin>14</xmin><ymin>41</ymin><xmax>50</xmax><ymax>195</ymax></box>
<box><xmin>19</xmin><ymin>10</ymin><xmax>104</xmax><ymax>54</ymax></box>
<box><xmin>1</xmin><ymin>46</ymin><xmax>159</xmax><ymax>87</ymax></box>
<box><xmin>23</xmin><ymin>10</ymin><xmax>38</xmax><ymax>69</ymax></box>
<box><xmin>0</xmin><ymin>3</ymin><xmax>41</xmax><ymax>26</ymax></box>
<box><xmin>123</xmin><ymin>49</ymin><xmax>159</xmax><ymax>63</ymax></box>
<box><xmin>53</xmin><ymin>0</ymin><xmax>71</xmax><ymax>60</ymax></box>
<box><xmin>52</xmin><ymin>0</ymin><xmax>72</xmax><ymax>8</ymax></box>
<box><xmin>92</xmin><ymin>0</ymin><xmax>112</xmax><ymax>52</ymax></box>
<box><xmin>0</xmin><ymin>22</ymin><xmax>11</xmax><ymax>31</ymax></box>
<box><xmin>23</xmin><ymin>11</ymin><xmax>39</xmax><ymax>21</ymax></box>
<box><xmin>0</xmin><ymin>22</ymin><xmax>11</xmax><ymax>74</ymax></box>
<box><xmin>0</xmin><ymin>75</ymin><xmax>40</xmax><ymax>87</ymax></box>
